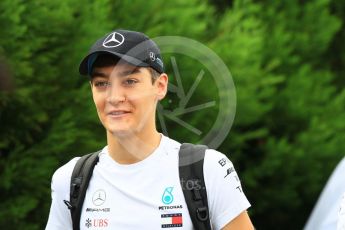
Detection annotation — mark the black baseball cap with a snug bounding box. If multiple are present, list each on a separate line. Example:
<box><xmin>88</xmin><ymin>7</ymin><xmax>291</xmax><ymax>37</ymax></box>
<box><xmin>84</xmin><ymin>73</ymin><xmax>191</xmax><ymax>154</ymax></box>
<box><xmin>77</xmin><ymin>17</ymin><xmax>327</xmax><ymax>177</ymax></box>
<box><xmin>79</xmin><ymin>29</ymin><xmax>164</xmax><ymax>75</ymax></box>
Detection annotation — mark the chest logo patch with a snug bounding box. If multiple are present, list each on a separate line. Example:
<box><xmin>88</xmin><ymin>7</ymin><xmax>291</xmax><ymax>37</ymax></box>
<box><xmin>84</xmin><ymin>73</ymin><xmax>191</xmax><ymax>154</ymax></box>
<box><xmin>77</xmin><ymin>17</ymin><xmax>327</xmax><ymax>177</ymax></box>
<box><xmin>92</xmin><ymin>189</ymin><xmax>106</xmax><ymax>206</ymax></box>
<box><xmin>162</xmin><ymin>187</ymin><xmax>174</xmax><ymax>205</ymax></box>
<box><xmin>161</xmin><ymin>213</ymin><xmax>183</xmax><ymax>228</ymax></box>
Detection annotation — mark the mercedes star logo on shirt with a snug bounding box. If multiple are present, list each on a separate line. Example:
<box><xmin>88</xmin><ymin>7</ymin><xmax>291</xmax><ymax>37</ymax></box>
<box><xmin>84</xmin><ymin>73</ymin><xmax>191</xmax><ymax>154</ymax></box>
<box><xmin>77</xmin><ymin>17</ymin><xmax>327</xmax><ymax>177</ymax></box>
<box><xmin>92</xmin><ymin>189</ymin><xmax>106</xmax><ymax>206</ymax></box>
<box><xmin>102</xmin><ymin>32</ymin><xmax>124</xmax><ymax>48</ymax></box>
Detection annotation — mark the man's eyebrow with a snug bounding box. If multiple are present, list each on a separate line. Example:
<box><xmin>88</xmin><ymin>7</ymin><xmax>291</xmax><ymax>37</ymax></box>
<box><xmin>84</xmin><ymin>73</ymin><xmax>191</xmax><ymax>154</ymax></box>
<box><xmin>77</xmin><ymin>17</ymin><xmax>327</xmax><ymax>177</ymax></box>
<box><xmin>91</xmin><ymin>71</ymin><xmax>109</xmax><ymax>78</ymax></box>
<box><xmin>91</xmin><ymin>66</ymin><xmax>141</xmax><ymax>78</ymax></box>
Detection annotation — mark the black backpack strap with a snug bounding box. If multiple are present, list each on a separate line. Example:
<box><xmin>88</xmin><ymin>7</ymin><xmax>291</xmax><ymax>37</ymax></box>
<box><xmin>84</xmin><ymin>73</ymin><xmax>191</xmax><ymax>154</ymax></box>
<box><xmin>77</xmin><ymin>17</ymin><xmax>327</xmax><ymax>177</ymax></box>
<box><xmin>179</xmin><ymin>143</ymin><xmax>211</xmax><ymax>230</ymax></box>
<box><xmin>63</xmin><ymin>151</ymin><xmax>100</xmax><ymax>230</ymax></box>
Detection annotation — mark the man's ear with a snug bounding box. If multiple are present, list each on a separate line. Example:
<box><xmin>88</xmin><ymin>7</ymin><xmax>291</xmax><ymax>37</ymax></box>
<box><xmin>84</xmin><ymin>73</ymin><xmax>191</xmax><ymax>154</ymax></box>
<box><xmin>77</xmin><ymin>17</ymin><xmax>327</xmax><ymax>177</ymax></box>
<box><xmin>156</xmin><ymin>73</ymin><xmax>168</xmax><ymax>100</ymax></box>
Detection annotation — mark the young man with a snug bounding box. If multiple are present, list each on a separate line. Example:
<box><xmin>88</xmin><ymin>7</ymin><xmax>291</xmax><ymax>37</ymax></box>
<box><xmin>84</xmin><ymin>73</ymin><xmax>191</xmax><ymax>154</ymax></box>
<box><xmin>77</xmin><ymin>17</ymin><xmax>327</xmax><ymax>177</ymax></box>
<box><xmin>46</xmin><ymin>29</ymin><xmax>254</xmax><ymax>230</ymax></box>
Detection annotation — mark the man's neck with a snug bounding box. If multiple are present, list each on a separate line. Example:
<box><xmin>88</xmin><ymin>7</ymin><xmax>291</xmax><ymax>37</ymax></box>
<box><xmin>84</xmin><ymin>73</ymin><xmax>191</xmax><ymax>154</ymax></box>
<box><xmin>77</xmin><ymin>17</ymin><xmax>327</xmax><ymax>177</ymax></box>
<box><xmin>106</xmin><ymin>130</ymin><xmax>162</xmax><ymax>164</ymax></box>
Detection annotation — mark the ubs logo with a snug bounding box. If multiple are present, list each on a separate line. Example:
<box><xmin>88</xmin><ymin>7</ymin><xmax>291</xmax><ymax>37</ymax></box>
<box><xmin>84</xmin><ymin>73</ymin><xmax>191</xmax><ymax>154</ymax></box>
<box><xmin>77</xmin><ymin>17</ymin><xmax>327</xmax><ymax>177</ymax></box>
<box><xmin>92</xmin><ymin>189</ymin><xmax>106</xmax><ymax>206</ymax></box>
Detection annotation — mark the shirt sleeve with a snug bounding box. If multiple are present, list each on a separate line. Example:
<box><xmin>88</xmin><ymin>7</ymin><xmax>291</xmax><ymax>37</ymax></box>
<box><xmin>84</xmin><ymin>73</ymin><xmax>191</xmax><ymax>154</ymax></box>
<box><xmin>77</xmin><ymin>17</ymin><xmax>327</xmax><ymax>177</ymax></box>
<box><xmin>45</xmin><ymin>158</ymin><xmax>78</xmax><ymax>230</ymax></box>
<box><xmin>204</xmin><ymin>149</ymin><xmax>251</xmax><ymax>230</ymax></box>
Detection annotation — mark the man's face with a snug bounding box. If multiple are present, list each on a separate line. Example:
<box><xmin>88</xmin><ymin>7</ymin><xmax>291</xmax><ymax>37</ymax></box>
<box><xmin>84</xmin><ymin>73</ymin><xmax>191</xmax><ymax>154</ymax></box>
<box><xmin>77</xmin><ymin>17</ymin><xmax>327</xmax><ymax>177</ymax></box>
<box><xmin>90</xmin><ymin>61</ymin><xmax>168</xmax><ymax>137</ymax></box>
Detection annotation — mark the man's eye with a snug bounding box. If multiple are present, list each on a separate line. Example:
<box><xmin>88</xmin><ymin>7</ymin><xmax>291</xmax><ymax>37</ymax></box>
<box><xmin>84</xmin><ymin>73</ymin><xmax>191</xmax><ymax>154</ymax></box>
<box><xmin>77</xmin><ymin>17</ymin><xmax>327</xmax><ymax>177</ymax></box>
<box><xmin>94</xmin><ymin>81</ymin><xmax>110</xmax><ymax>88</ymax></box>
<box><xmin>124</xmin><ymin>79</ymin><xmax>138</xmax><ymax>85</ymax></box>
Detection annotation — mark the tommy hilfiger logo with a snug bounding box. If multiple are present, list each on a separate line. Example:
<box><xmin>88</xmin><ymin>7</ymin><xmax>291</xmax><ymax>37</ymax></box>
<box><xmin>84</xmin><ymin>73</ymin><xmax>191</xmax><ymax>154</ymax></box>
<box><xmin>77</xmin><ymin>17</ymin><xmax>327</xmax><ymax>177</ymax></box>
<box><xmin>161</xmin><ymin>213</ymin><xmax>183</xmax><ymax>228</ymax></box>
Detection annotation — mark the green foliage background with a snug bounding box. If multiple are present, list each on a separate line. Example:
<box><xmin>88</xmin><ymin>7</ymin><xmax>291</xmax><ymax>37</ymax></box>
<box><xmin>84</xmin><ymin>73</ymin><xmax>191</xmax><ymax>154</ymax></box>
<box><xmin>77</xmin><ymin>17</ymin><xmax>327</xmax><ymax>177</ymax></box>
<box><xmin>0</xmin><ymin>0</ymin><xmax>344</xmax><ymax>229</ymax></box>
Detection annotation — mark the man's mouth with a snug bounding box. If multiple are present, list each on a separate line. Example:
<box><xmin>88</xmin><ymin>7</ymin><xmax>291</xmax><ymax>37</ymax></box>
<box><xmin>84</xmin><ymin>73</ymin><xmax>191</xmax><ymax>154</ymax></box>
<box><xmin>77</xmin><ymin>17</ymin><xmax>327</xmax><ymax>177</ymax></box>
<box><xmin>108</xmin><ymin>111</ymin><xmax>130</xmax><ymax>117</ymax></box>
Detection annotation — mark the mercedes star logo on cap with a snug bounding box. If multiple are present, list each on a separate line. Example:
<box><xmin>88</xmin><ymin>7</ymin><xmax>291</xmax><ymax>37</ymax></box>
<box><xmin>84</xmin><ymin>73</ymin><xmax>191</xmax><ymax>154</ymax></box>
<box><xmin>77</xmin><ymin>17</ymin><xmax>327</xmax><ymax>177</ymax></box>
<box><xmin>102</xmin><ymin>32</ymin><xmax>124</xmax><ymax>48</ymax></box>
<box><xmin>149</xmin><ymin>51</ymin><xmax>156</xmax><ymax>61</ymax></box>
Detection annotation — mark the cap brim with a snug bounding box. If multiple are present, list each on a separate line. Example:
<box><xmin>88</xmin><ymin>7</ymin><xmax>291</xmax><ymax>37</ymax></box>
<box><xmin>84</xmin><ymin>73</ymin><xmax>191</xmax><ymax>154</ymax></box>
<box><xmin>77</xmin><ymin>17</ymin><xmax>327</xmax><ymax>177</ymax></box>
<box><xmin>79</xmin><ymin>50</ymin><xmax>149</xmax><ymax>76</ymax></box>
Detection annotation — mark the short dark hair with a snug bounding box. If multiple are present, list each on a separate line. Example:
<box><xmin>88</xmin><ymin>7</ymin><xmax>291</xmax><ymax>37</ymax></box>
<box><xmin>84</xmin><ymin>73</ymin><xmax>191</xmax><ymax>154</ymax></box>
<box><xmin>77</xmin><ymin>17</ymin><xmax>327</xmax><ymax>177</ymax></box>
<box><xmin>148</xmin><ymin>67</ymin><xmax>160</xmax><ymax>83</ymax></box>
<box><xmin>91</xmin><ymin>54</ymin><xmax>160</xmax><ymax>83</ymax></box>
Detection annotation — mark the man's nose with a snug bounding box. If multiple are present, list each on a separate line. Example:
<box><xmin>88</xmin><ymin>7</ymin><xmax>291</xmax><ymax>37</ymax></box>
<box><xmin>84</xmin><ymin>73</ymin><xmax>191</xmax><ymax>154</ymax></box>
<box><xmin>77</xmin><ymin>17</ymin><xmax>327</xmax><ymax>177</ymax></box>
<box><xmin>106</xmin><ymin>82</ymin><xmax>126</xmax><ymax>104</ymax></box>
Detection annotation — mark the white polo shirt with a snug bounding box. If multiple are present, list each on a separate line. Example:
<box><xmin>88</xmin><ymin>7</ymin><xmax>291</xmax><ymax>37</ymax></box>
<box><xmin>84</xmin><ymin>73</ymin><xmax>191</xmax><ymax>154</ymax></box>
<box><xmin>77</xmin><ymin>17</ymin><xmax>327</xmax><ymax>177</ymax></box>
<box><xmin>46</xmin><ymin>135</ymin><xmax>251</xmax><ymax>230</ymax></box>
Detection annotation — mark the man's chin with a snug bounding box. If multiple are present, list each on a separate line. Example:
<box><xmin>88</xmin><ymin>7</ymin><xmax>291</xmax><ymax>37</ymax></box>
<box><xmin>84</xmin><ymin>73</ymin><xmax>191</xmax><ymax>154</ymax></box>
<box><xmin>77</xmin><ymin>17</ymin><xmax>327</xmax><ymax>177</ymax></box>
<box><xmin>108</xmin><ymin>128</ymin><xmax>134</xmax><ymax>138</ymax></box>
